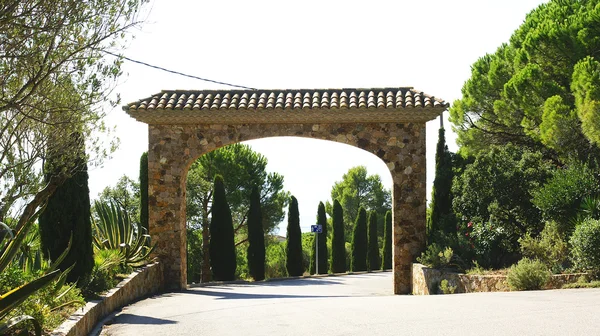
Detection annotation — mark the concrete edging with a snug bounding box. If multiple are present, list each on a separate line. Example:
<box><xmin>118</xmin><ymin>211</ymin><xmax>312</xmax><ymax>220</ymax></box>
<box><xmin>51</xmin><ymin>262</ymin><xmax>164</xmax><ymax>336</ymax></box>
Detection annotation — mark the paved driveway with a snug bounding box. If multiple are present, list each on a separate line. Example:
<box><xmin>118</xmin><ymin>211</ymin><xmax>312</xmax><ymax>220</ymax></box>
<box><xmin>100</xmin><ymin>272</ymin><xmax>600</xmax><ymax>336</ymax></box>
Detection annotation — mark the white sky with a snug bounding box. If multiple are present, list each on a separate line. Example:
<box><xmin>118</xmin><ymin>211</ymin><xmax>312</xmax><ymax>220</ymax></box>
<box><xmin>89</xmin><ymin>0</ymin><xmax>548</xmax><ymax>234</ymax></box>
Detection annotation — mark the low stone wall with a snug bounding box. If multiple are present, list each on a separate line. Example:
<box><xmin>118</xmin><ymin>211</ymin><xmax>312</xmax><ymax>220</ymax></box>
<box><xmin>412</xmin><ymin>263</ymin><xmax>587</xmax><ymax>295</ymax></box>
<box><xmin>51</xmin><ymin>262</ymin><xmax>164</xmax><ymax>336</ymax></box>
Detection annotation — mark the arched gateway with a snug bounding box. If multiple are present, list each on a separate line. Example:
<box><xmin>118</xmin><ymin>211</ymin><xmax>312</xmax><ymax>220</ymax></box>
<box><xmin>124</xmin><ymin>87</ymin><xmax>447</xmax><ymax>294</ymax></box>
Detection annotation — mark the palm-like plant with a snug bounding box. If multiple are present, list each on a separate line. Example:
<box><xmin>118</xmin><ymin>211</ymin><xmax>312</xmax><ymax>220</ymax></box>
<box><xmin>0</xmin><ymin>219</ymin><xmax>76</xmax><ymax>336</ymax></box>
<box><xmin>91</xmin><ymin>201</ymin><xmax>154</xmax><ymax>267</ymax></box>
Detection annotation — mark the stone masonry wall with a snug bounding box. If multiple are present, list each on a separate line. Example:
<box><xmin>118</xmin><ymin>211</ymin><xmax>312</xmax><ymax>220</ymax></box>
<box><xmin>412</xmin><ymin>263</ymin><xmax>588</xmax><ymax>294</ymax></box>
<box><xmin>147</xmin><ymin>122</ymin><xmax>427</xmax><ymax>294</ymax></box>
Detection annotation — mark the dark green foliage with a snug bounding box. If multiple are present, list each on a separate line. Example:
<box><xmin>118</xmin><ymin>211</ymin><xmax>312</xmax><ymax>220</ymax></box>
<box><xmin>39</xmin><ymin>155</ymin><xmax>93</xmax><ymax>284</ymax></box>
<box><xmin>367</xmin><ymin>211</ymin><xmax>379</xmax><ymax>271</ymax></box>
<box><xmin>285</xmin><ymin>196</ymin><xmax>304</xmax><ymax>276</ymax></box>
<box><xmin>381</xmin><ymin>210</ymin><xmax>392</xmax><ymax>270</ymax></box>
<box><xmin>247</xmin><ymin>186</ymin><xmax>265</xmax><ymax>281</ymax></box>
<box><xmin>186</xmin><ymin>228</ymin><xmax>202</xmax><ymax>283</ymax></box>
<box><xmin>139</xmin><ymin>152</ymin><xmax>149</xmax><ymax>233</ymax></box>
<box><xmin>570</xmin><ymin>218</ymin><xmax>600</xmax><ymax>272</ymax></box>
<box><xmin>532</xmin><ymin>163</ymin><xmax>600</xmax><ymax>234</ymax></box>
<box><xmin>209</xmin><ymin>175</ymin><xmax>236</xmax><ymax>281</ymax></box>
<box><xmin>351</xmin><ymin>207</ymin><xmax>367</xmax><ymax>272</ymax></box>
<box><xmin>452</xmin><ymin>145</ymin><xmax>553</xmax><ymax>267</ymax></box>
<box><xmin>310</xmin><ymin>202</ymin><xmax>328</xmax><ymax>274</ymax></box>
<box><xmin>428</xmin><ymin>125</ymin><xmax>457</xmax><ymax>244</ymax></box>
<box><xmin>331</xmin><ymin>200</ymin><xmax>346</xmax><ymax>273</ymax></box>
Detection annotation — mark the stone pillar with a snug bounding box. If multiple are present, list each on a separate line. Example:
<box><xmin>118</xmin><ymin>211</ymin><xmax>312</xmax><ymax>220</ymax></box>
<box><xmin>389</xmin><ymin>123</ymin><xmax>427</xmax><ymax>294</ymax></box>
<box><xmin>147</xmin><ymin>125</ymin><xmax>188</xmax><ymax>290</ymax></box>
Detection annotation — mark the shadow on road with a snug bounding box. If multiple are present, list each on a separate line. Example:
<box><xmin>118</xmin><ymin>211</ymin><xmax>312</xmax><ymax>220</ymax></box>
<box><xmin>184</xmin><ymin>288</ymin><xmax>349</xmax><ymax>300</ymax></box>
<box><xmin>111</xmin><ymin>313</ymin><xmax>178</xmax><ymax>325</ymax></box>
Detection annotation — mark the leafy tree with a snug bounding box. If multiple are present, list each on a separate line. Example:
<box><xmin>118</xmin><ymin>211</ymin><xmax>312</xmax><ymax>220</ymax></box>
<box><xmin>39</xmin><ymin>139</ymin><xmax>93</xmax><ymax>284</ymax></box>
<box><xmin>452</xmin><ymin>145</ymin><xmax>553</xmax><ymax>267</ymax></box>
<box><xmin>310</xmin><ymin>202</ymin><xmax>328</xmax><ymax>274</ymax></box>
<box><xmin>98</xmin><ymin>175</ymin><xmax>140</xmax><ymax>224</ymax></box>
<box><xmin>331</xmin><ymin>200</ymin><xmax>346</xmax><ymax>273</ymax></box>
<box><xmin>139</xmin><ymin>152</ymin><xmax>149</xmax><ymax>232</ymax></box>
<box><xmin>351</xmin><ymin>207</ymin><xmax>368</xmax><ymax>272</ymax></box>
<box><xmin>0</xmin><ymin>0</ymin><xmax>145</xmax><ymax>255</ymax></box>
<box><xmin>532</xmin><ymin>162</ymin><xmax>600</xmax><ymax>234</ymax></box>
<box><xmin>381</xmin><ymin>210</ymin><xmax>392</xmax><ymax>270</ymax></box>
<box><xmin>285</xmin><ymin>196</ymin><xmax>303</xmax><ymax>276</ymax></box>
<box><xmin>247</xmin><ymin>186</ymin><xmax>265</xmax><ymax>281</ymax></box>
<box><xmin>186</xmin><ymin>144</ymin><xmax>289</xmax><ymax>282</ymax></box>
<box><xmin>209</xmin><ymin>175</ymin><xmax>236</xmax><ymax>281</ymax></box>
<box><xmin>367</xmin><ymin>211</ymin><xmax>379</xmax><ymax>271</ymax></box>
<box><xmin>428</xmin><ymin>122</ymin><xmax>456</xmax><ymax>244</ymax></box>
<box><xmin>449</xmin><ymin>0</ymin><xmax>600</xmax><ymax>163</ymax></box>
<box><xmin>326</xmin><ymin>166</ymin><xmax>391</xmax><ymax>242</ymax></box>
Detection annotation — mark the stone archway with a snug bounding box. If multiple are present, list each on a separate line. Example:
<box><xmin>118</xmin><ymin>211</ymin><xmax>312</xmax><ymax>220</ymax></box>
<box><xmin>124</xmin><ymin>88</ymin><xmax>447</xmax><ymax>294</ymax></box>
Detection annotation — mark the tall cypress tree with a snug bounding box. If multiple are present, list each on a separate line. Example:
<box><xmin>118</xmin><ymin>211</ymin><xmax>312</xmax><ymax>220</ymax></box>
<box><xmin>367</xmin><ymin>211</ymin><xmax>379</xmax><ymax>271</ymax></box>
<box><xmin>247</xmin><ymin>186</ymin><xmax>265</xmax><ymax>281</ymax></box>
<box><xmin>351</xmin><ymin>207</ymin><xmax>368</xmax><ymax>272</ymax></box>
<box><xmin>331</xmin><ymin>199</ymin><xmax>346</xmax><ymax>273</ymax></box>
<box><xmin>428</xmin><ymin>116</ymin><xmax>456</xmax><ymax>243</ymax></box>
<box><xmin>381</xmin><ymin>210</ymin><xmax>392</xmax><ymax>270</ymax></box>
<box><xmin>310</xmin><ymin>202</ymin><xmax>328</xmax><ymax>274</ymax></box>
<box><xmin>39</xmin><ymin>137</ymin><xmax>93</xmax><ymax>284</ymax></box>
<box><xmin>139</xmin><ymin>152</ymin><xmax>149</xmax><ymax>233</ymax></box>
<box><xmin>209</xmin><ymin>175</ymin><xmax>236</xmax><ymax>281</ymax></box>
<box><xmin>286</xmin><ymin>196</ymin><xmax>304</xmax><ymax>276</ymax></box>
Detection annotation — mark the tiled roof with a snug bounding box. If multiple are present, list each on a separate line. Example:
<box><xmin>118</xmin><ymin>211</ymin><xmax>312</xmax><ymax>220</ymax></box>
<box><xmin>124</xmin><ymin>88</ymin><xmax>447</xmax><ymax>124</ymax></box>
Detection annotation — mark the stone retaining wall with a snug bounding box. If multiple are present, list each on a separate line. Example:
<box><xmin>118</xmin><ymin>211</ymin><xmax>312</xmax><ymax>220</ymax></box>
<box><xmin>51</xmin><ymin>262</ymin><xmax>164</xmax><ymax>336</ymax></box>
<box><xmin>412</xmin><ymin>263</ymin><xmax>586</xmax><ymax>295</ymax></box>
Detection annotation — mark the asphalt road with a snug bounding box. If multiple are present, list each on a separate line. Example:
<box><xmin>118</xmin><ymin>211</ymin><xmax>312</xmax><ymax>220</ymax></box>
<box><xmin>100</xmin><ymin>272</ymin><xmax>600</xmax><ymax>336</ymax></box>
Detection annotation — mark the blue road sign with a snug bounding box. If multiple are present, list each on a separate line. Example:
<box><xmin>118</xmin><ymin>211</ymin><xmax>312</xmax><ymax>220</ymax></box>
<box><xmin>310</xmin><ymin>225</ymin><xmax>323</xmax><ymax>233</ymax></box>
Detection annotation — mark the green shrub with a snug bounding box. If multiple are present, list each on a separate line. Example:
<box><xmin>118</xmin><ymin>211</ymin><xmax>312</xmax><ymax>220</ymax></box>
<box><xmin>532</xmin><ymin>163</ymin><xmax>599</xmax><ymax>235</ymax></box>
<box><xmin>507</xmin><ymin>258</ymin><xmax>551</xmax><ymax>291</ymax></box>
<box><xmin>439</xmin><ymin>279</ymin><xmax>456</xmax><ymax>294</ymax></box>
<box><xmin>519</xmin><ymin>221</ymin><xmax>568</xmax><ymax>273</ymax></box>
<box><xmin>265</xmin><ymin>240</ymin><xmax>287</xmax><ymax>279</ymax></box>
<box><xmin>569</xmin><ymin>218</ymin><xmax>600</xmax><ymax>272</ymax></box>
<box><xmin>562</xmin><ymin>281</ymin><xmax>600</xmax><ymax>289</ymax></box>
<box><xmin>80</xmin><ymin>249</ymin><xmax>124</xmax><ymax>299</ymax></box>
<box><xmin>417</xmin><ymin>244</ymin><xmax>453</xmax><ymax>269</ymax></box>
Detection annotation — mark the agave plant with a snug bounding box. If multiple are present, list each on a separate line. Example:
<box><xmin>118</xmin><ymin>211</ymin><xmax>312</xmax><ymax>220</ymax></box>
<box><xmin>0</xmin><ymin>218</ymin><xmax>76</xmax><ymax>336</ymax></box>
<box><xmin>91</xmin><ymin>200</ymin><xmax>155</xmax><ymax>267</ymax></box>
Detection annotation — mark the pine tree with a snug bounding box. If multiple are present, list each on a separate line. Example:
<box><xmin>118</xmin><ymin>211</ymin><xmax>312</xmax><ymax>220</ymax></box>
<box><xmin>428</xmin><ymin>116</ymin><xmax>456</xmax><ymax>244</ymax></box>
<box><xmin>381</xmin><ymin>210</ymin><xmax>393</xmax><ymax>270</ymax></box>
<box><xmin>367</xmin><ymin>211</ymin><xmax>379</xmax><ymax>271</ymax></box>
<box><xmin>209</xmin><ymin>175</ymin><xmax>236</xmax><ymax>281</ymax></box>
<box><xmin>331</xmin><ymin>199</ymin><xmax>346</xmax><ymax>273</ymax></box>
<box><xmin>310</xmin><ymin>202</ymin><xmax>328</xmax><ymax>274</ymax></box>
<box><xmin>286</xmin><ymin>196</ymin><xmax>304</xmax><ymax>276</ymax></box>
<box><xmin>351</xmin><ymin>207</ymin><xmax>368</xmax><ymax>272</ymax></box>
<box><xmin>139</xmin><ymin>152</ymin><xmax>149</xmax><ymax>233</ymax></box>
<box><xmin>39</xmin><ymin>139</ymin><xmax>93</xmax><ymax>284</ymax></box>
<box><xmin>247</xmin><ymin>186</ymin><xmax>265</xmax><ymax>281</ymax></box>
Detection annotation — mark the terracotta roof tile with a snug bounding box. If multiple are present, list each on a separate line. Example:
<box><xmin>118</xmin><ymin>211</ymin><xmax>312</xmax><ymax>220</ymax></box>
<box><xmin>124</xmin><ymin>87</ymin><xmax>447</xmax><ymax>124</ymax></box>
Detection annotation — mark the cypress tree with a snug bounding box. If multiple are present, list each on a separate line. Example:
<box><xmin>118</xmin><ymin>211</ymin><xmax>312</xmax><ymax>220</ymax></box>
<box><xmin>428</xmin><ymin>116</ymin><xmax>457</xmax><ymax>244</ymax></box>
<box><xmin>139</xmin><ymin>152</ymin><xmax>149</xmax><ymax>233</ymax></box>
<box><xmin>351</xmin><ymin>207</ymin><xmax>368</xmax><ymax>272</ymax></box>
<box><xmin>367</xmin><ymin>211</ymin><xmax>379</xmax><ymax>271</ymax></box>
<box><xmin>381</xmin><ymin>210</ymin><xmax>393</xmax><ymax>270</ymax></box>
<box><xmin>286</xmin><ymin>196</ymin><xmax>304</xmax><ymax>276</ymax></box>
<box><xmin>209</xmin><ymin>175</ymin><xmax>236</xmax><ymax>281</ymax></box>
<box><xmin>331</xmin><ymin>199</ymin><xmax>346</xmax><ymax>273</ymax></box>
<box><xmin>310</xmin><ymin>202</ymin><xmax>328</xmax><ymax>274</ymax></box>
<box><xmin>247</xmin><ymin>186</ymin><xmax>265</xmax><ymax>281</ymax></box>
<box><xmin>39</xmin><ymin>138</ymin><xmax>93</xmax><ymax>284</ymax></box>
